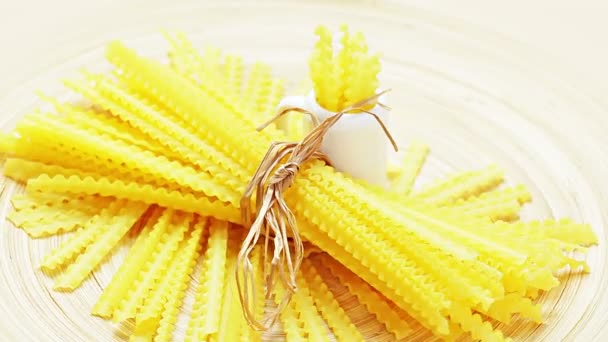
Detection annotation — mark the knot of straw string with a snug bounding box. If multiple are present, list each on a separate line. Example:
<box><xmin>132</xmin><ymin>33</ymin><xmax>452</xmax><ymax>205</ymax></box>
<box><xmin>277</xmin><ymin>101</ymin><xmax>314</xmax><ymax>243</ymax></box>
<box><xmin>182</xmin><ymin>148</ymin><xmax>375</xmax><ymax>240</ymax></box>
<box><xmin>236</xmin><ymin>89</ymin><xmax>398</xmax><ymax>330</ymax></box>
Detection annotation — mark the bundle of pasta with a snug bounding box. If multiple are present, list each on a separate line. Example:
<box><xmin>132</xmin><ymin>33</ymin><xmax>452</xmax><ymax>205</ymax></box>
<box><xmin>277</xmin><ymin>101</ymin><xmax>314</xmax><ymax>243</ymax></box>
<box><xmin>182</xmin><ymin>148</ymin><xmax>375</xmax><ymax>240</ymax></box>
<box><xmin>0</xmin><ymin>26</ymin><xmax>597</xmax><ymax>342</ymax></box>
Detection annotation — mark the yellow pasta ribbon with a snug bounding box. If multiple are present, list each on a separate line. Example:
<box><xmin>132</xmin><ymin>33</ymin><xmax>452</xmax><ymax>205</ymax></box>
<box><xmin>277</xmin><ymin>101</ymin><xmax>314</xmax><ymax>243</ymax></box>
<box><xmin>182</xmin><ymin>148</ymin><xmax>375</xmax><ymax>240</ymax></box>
<box><xmin>274</xmin><ymin>73</ymin><xmax>315</xmax><ymax>140</ymax></box>
<box><xmin>38</xmin><ymin>93</ymin><xmax>166</xmax><ymax>156</ymax></box>
<box><xmin>135</xmin><ymin>235</ymin><xmax>186</xmax><ymax>326</ymax></box>
<box><xmin>259</xmin><ymin>78</ymin><xmax>285</xmax><ymax>121</ymax></box>
<box><xmin>292</xmin><ymin>272</ymin><xmax>331</xmax><ymax>342</ymax></box>
<box><xmin>353</xmin><ymin>192</ymin><xmax>503</xmax><ymax>311</ymax></box>
<box><xmin>391</xmin><ymin>140</ymin><xmax>429</xmax><ymax>195</ymax></box>
<box><xmin>26</xmin><ymin>174</ymin><xmax>240</xmax><ymax>223</ymax></box>
<box><xmin>9</xmin><ymin>193</ymin><xmax>112</xmax><ymax>238</ymax></box>
<box><xmin>166</xmin><ymin>35</ymin><xmax>288</xmax><ymax>145</ymax></box>
<box><xmin>0</xmin><ymin>133</ymin><xmax>17</xmax><ymax>156</ymax></box>
<box><xmin>129</xmin><ymin>325</ymin><xmax>156</xmax><ymax>342</ymax></box>
<box><xmin>301</xmin><ymin>258</ymin><xmax>364</xmax><ymax>342</ymax></box>
<box><xmin>310</xmin><ymin>25</ymin><xmax>333</xmax><ymax>110</ymax></box>
<box><xmin>93</xmin><ymin>207</ymin><xmax>166</xmax><ymax>318</ymax></box>
<box><xmin>108</xmin><ymin>42</ymin><xmax>281</xmax><ymax>173</ymax></box>
<box><xmin>40</xmin><ymin>199</ymin><xmax>120</xmax><ymax>273</ymax></box>
<box><xmin>211</xmin><ymin>228</ymin><xmax>246</xmax><ymax>342</ymax></box>
<box><xmin>165</xmin><ymin>32</ymin><xmax>201</xmax><ymax>80</ymax></box>
<box><xmin>63</xmin><ymin>110</ymin><xmax>165</xmax><ymax>157</ymax></box>
<box><xmin>300</xmin><ymin>169</ymin><xmax>501</xmax><ymax>304</ymax></box>
<box><xmin>399</xmin><ymin>205</ymin><xmax>563</xmax><ymax>295</ymax></box>
<box><xmin>5</xmin><ymin>152</ymin><xmax>184</xmax><ymax>197</ymax></box>
<box><xmin>449</xmin><ymin>304</ymin><xmax>509</xmax><ymax>342</ymax></box>
<box><xmin>19</xmin><ymin>113</ymin><xmax>240</xmax><ymax>204</ymax></box>
<box><xmin>239</xmin><ymin>245</ymin><xmax>264</xmax><ymax>342</ymax></box>
<box><xmin>137</xmin><ymin>216</ymin><xmax>205</xmax><ymax>338</ymax></box>
<box><xmin>486</xmin><ymin>220</ymin><xmax>593</xmax><ymax>254</ymax></box>
<box><xmin>9</xmin><ymin>193</ymin><xmax>108</xmax><ymax>225</ymax></box>
<box><xmin>485</xmin><ymin>293</ymin><xmax>542</xmax><ymax>324</ymax></box>
<box><xmin>12</xmin><ymin>116</ymin><xmax>190</xmax><ymax>189</ymax></box>
<box><xmin>274</xmin><ymin>283</ymin><xmax>307</xmax><ymax>342</ymax></box>
<box><xmin>531</xmin><ymin>219</ymin><xmax>598</xmax><ymax>247</ymax></box>
<box><xmin>67</xmin><ymin>74</ymin><xmax>248</xmax><ymax>189</ymax></box>
<box><xmin>335</xmin><ymin>24</ymin><xmax>354</xmax><ymax>110</ymax></box>
<box><xmin>289</xmin><ymin>192</ymin><xmax>450</xmax><ymax>336</ymax></box>
<box><xmin>166</xmin><ymin>35</ymin><xmax>223</xmax><ymax>87</ymax></box>
<box><xmin>302</xmin><ymin>170</ymin><xmax>564</xmax><ymax>336</ymax></box>
<box><xmin>10</xmin><ymin>192</ymin><xmax>97</xmax><ymax>210</ymax></box>
<box><xmin>154</xmin><ymin>217</ymin><xmax>206</xmax><ymax>341</ymax></box>
<box><xmin>282</xmin><ymin>111</ymin><xmax>306</xmax><ymax>141</ymax></box>
<box><xmin>200</xmin><ymin>45</ymin><xmax>223</xmax><ymax>84</ymax></box>
<box><xmin>113</xmin><ymin>210</ymin><xmax>190</xmax><ymax>322</ymax></box>
<box><xmin>4</xmin><ymin>158</ymin><xmax>97</xmax><ymax>184</ymax></box>
<box><xmin>167</xmin><ymin>33</ymin><xmax>239</xmax><ymax>103</ymax></box>
<box><xmin>10</xmin><ymin>193</ymin><xmax>48</xmax><ymax>210</ymax></box>
<box><xmin>344</xmin><ymin>52</ymin><xmax>380</xmax><ymax>109</ymax></box>
<box><xmin>411</xmin><ymin>165</ymin><xmax>504</xmax><ymax>205</ymax></box>
<box><xmin>3</xmin><ymin>134</ymin><xmax>149</xmax><ymax>186</ymax></box>
<box><xmin>487</xmin><ymin>221</ymin><xmax>593</xmax><ymax>276</ymax></box>
<box><xmin>242</xmin><ymin>62</ymin><xmax>271</xmax><ymax>116</ymax></box>
<box><xmin>9</xmin><ymin>204</ymin><xmax>89</xmax><ymax>229</ymax></box>
<box><xmin>325</xmin><ymin>29</ymin><xmax>350</xmax><ymax>111</ymax></box>
<box><xmin>464</xmin><ymin>199</ymin><xmax>521</xmax><ymax>222</ymax></box>
<box><xmin>185</xmin><ymin>219</ymin><xmax>229</xmax><ymax>341</ymax></box>
<box><xmin>318</xmin><ymin>253</ymin><xmax>412</xmax><ymax>340</ymax></box>
<box><xmin>386</xmin><ymin>161</ymin><xmax>402</xmax><ymax>181</ymax></box>
<box><xmin>20</xmin><ymin>215</ymin><xmax>93</xmax><ymax>238</ymax></box>
<box><xmin>447</xmin><ymin>185</ymin><xmax>531</xmax><ymax>221</ymax></box>
<box><xmin>252</xmin><ymin>247</ymin><xmax>266</xmax><ymax>325</ymax></box>
<box><xmin>54</xmin><ymin>200</ymin><xmax>148</xmax><ymax>290</ymax></box>
<box><xmin>469</xmin><ymin>184</ymin><xmax>531</xmax><ymax>205</ymax></box>
<box><xmin>223</xmin><ymin>55</ymin><xmax>244</xmax><ymax>100</ymax></box>
<box><xmin>10</xmin><ymin>192</ymin><xmax>88</xmax><ymax>218</ymax></box>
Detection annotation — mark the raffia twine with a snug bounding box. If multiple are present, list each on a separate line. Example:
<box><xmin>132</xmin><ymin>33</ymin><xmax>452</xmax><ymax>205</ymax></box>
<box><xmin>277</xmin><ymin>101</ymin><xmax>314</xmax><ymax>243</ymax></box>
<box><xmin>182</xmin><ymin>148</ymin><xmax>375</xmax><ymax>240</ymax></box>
<box><xmin>236</xmin><ymin>89</ymin><xmax>398</xmax><ymax>330</ymax></box>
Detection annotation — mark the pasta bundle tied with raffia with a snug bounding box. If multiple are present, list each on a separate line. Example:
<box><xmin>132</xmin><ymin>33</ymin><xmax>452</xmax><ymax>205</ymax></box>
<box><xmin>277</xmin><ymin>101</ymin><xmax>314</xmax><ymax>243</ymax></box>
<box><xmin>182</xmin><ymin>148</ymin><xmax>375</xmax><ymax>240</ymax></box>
<box><xmin>0</xmin><ymin>26</ymin><xmax>597</xmax><ymax>342</ymax></box>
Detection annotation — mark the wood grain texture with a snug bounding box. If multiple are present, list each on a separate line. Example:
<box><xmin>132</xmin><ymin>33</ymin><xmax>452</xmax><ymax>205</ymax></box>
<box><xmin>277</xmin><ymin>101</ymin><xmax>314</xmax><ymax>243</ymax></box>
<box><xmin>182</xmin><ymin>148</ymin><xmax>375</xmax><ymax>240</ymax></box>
<box><xmin>0</xmin><ymin>1</ymin><xmax>606</xmax><ymax>341</ymax></box>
